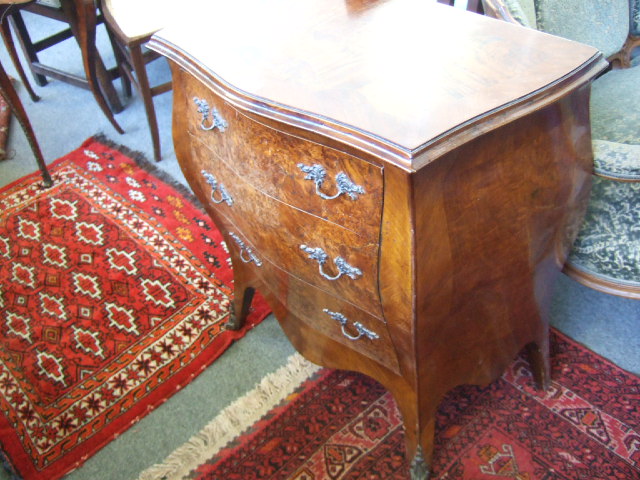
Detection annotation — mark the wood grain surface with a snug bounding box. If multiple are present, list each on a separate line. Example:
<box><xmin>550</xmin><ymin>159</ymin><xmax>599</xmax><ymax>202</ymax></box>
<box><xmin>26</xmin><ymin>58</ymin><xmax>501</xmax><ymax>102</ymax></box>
<box><xmin>152</xmin><ymin>1</ymin><xmax>607</xmax><ymax>477</ymax></box>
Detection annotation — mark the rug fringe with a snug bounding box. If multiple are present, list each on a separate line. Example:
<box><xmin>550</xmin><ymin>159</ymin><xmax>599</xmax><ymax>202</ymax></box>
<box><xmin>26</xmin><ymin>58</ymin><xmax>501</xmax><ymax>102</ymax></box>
<box><xmin>87</xmin><ymin>134</ymin><xmax>205</xmax><ymax>211</ymax></box>
<box><xmin>137</xmin><ymin>353</ymin><xmax>321</xmax><ymax>480</ymax></box>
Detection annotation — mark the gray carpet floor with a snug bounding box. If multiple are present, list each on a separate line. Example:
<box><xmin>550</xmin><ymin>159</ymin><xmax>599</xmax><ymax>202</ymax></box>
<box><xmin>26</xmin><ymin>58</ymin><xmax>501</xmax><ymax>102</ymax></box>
<box><xmin>0</xmin><ymin>10</ymin><xmax>638</xmax><ymax>480</ymax></box>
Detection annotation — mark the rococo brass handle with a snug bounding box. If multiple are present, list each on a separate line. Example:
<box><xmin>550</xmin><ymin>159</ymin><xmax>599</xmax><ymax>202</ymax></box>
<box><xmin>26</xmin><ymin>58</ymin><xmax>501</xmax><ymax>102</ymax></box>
<box><xmin>323</xmin><ymin>309</ymin><xmax>379</xmax><ymax>341</ymax></box>
<box><xmin>229</xmin><ymin>232</ymin><xmax>262</xmax><ymax>266</ymax></box>
<box><xmin>201</xmin><ymin>170</ymin><xmax>233</xmax><ymax>206</ymax></box>
<box><xmin>193</xmin><ymin>97</ymin><xmax>228</xmax><ymax>132</ymax></box>
<box><xmin>300</xmin><ymin>245</ymin><xmax>362</xmax><ymax>281</ymax></box>
<box><xmin>297</xmin><ymin>163</ymin><xmax>365</xmax><ymax>200</ymax></box>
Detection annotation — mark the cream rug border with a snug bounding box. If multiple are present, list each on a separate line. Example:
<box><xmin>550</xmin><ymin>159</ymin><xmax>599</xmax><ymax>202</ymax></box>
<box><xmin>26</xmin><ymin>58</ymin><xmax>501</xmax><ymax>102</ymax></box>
<box><xmin>137</xmin><ymin>353</ymin><xmax>321</xmax><ymax>480</ymax></box>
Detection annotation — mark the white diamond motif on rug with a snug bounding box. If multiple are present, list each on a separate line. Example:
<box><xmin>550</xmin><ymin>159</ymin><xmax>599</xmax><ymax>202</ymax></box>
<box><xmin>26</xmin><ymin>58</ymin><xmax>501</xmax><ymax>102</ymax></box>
<box><xmin>50</xmin><ymin>197</ymin><xmax>79</xmax><ymax>221</ymax></box>
<box><xmin>72</xmin><ymin>272</ymin><xmax>102</xmax><ymax>299</ymax></box>
<box><xmin>71</xmin><ymin>325</ymin><xmax>105</xmax><ymax>359</ymax></box>
<box><xmin>6</xmin><ymin>312</ymin><xmax>33</xmax><ymax>343</ymax></box>
<box><xmin>0</xmin><ymin>236</ymin><xmax>10</xmax><ymax>259</ymax></box>
<box><xmin>12</xmin><ymin>263</ymin><xmax>37</xmax><ymax>289</ymax></box>
<box><xmin>75</xmin><ymin>221</ymin><xmax>105</xmax><ymax>246</ymax></box>
<box><xmin>42</xmin><ymin>243</ymin><xmax>68</xmax><ymax>269</ymax></box>
<box><xmin>141</xmin><ymin>278</ymin><xmax>175</xmax><ymax>309</ymax></box>
<box><xmin>38</xmin><ymin>292</ymin><xmax>68</xmax><ymax>321</ymax></box>
<box><xmin>106</xmin><ymin>248</ymin><xmax>138</xmax><ymax>275</ymax></box>
<box><xmin>36</xmin><ymin>350</ymin><xmax>66</xmax><ymax>386</ymax></box>
<box><xmin>17</xmin><ymin>217</ymin><xmax>41</xmax><ymax>242</ymax></box>
<box><xmin>105</xmin><ymin>301</ymin><xmax>140</xmax><ymax>336</ymax></box>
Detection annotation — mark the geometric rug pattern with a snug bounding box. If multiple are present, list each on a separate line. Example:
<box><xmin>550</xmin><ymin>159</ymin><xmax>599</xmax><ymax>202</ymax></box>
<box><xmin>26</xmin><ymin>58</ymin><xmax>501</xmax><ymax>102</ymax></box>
<box><xmin>0</xmin><ymin>137</ymin><xmax>269</xmax><ymax>480</ymax></box>
<box><xmin>189</xmin><ymin>331</ymin><xmax>640</xmax><ymax>479</ymax></box>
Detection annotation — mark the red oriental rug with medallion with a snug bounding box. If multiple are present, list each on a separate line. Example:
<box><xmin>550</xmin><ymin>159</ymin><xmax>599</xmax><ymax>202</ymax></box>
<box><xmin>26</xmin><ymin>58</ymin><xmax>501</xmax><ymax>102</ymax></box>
<box><xmin>0</xmin><ymin>137</ymin><xmax>269</xmax><ymax>480</ymax></box>
<box><xmin>185</xmin><ymin>330</ymin><xmax>639</xmax><ymax>480</ymax></box>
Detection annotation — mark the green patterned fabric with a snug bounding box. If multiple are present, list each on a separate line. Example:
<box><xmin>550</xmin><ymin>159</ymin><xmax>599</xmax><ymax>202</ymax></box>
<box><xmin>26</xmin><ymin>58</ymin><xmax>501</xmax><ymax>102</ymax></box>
<box><xmin>593</xmin><ymin>140</ymin><xmax>640</xmax><ymax>181</ymax></box>
<box><xmin>591</xmin><ymin>66</ymin><xmax>640</xmax><ymax>145</ymax></box>
<box><xmin>568</xmin><ymin>177</ymin><xmax>640</xmax><ymax>288</ymax></box>
<box><xmin>503</xmin><ymin>0</ymin><xmax>536</xmax><ymax>28</ymax></box>
<box><xmin>590</xmin><ymin>67</ymin><xmax>640</xmax><ymax>180</ymax></box>
<box><xmin>491</xmin><ymin>0</ymin><xmax>640</xmax><ymax>293</ymax></box>
<box><xmin>631</xmin><ymin>0</ymin><xmax>640</xmax><ymax>36</ymax></box>
<box><xmin>535</xmin><ymin>0</ymin><xmax>629</xmax><ymax>57</ymax></box>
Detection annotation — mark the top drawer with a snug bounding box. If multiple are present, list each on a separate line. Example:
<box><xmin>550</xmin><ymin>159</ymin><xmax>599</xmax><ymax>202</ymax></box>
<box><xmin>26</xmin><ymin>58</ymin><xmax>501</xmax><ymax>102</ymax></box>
<box><xmin>176</xmin><ymin>68</ymin><xmax>384</xmax><ymax>244</ymax></box>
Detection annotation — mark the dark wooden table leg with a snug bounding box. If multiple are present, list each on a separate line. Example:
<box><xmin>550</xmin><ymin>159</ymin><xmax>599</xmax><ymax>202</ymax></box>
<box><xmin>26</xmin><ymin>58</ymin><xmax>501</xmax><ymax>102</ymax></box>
<box><xmin>6</xmin><ymin>8</ymin><xmax>49</xmax><ymax>87</ymax></box>
<box><xmin>0</xmin><ymin>58</ymin><xmax>52</xmax><ymax>187</ymax></box>
<box><xmin>0</xmin><ymin>6</ymin><xmax>40</xmax><ymax>102</ymax></box>
<box><xmin>65</xmin><ymin>0</ymin><xmax>124</xmax><ymax>133</ymax></box>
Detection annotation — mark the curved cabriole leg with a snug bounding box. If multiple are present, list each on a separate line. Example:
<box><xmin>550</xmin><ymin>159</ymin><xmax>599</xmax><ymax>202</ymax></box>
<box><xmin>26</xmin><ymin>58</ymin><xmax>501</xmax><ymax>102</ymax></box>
<box><xmin>410</xmin><ymin>446</ymin><xmax>431</xmax><ymax>480</ymax></box>
<box><xmin>225</xmin><ymin>248</ymin><xmax>258</xmax><ymax>330</ymax></box>
<box><xmin>409</xmin><ymin>416</ymin><xmax>436</xmax><ymax>480</ymax></box>
<box><xmin>392</xmin><ymin>385</ymin><xmax>438</xmax><ymax>480</ymax></box>
<box><xmin>227</xmin><ymin>285</ymin><xmax>255</xmax><ymax>330</ymax></box>
<box><xmin>526</xmin><ymin>329</ymin><xmax>551</xmax><ymax>391</ymax></box>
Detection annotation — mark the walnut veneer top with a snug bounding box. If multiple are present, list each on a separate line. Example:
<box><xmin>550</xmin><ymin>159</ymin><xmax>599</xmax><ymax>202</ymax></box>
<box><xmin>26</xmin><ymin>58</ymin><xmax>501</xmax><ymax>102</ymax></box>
<box><xmin>150</xmin><ymin>0</ymin><xmax>603</xmax><ymax>169</ymax></box>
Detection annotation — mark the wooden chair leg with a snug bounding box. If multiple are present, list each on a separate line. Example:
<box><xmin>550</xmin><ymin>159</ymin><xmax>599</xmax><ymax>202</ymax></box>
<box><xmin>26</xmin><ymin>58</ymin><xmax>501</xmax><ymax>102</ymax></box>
<box><xmin>130</xmin><ymin>44</ymin><xmax>161</xmax><ymax>161</ymax></box>
<box><xmin>0</xmin><ymin>12</ymin><xmax>40</xmax><ymax>102</ymax></box>
<box><xmin>94</xmin><ymin>52</ymin><xmax>125</xmax><ymax>113</ymax></box>
<box><xmin>8</xmin><ymin>10</ymin><xmax>48</xmax><ymax>87</ymax></box>
<box><xmin>104</xmin><ymin>28</ymin><xmax>132</xmax><ymax>98</ymax></box>
<box><xmin>60</xmin><ymin>1</ymin><xmax>125</xmax><ymax>114</ymax></box>
<box><xmin>0</xmin><ymin>60</ymin><xmax>52</xmax><ymax>187</ymax></box>
<box><xmin>68</xmin><ymin>0</ymin><xmax>124</xmax><ymax>134</ymax></box>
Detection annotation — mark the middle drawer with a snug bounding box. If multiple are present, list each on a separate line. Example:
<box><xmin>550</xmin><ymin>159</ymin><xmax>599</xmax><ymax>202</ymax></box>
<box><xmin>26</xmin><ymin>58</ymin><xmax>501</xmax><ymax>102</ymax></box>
<box><xmin>189</xmin><ymin>137</ymin><xmax>383</xmax><ymax>317</ymax></box>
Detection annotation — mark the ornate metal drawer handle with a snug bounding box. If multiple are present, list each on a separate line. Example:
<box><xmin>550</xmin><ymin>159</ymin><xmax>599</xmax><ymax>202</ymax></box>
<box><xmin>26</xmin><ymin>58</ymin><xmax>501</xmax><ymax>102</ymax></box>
<box><xmin>323</xmin><ymin>309</ymin><xmax>379</xmax><ymax>341</ymax></box>
<box><xmin>229</xmin><ymin>232</ymin><xmax>262</xmax><ymax>266</ymax></box>
<box><xmin>201</xmin><ymin>170</ymin><xmax>234</xmax><ymax>206</ymax></box>
<box><xmin>297</xmin><ymin>163</ymin><xmax>365</xmax><ymax>200</ymax></box>
<box><xmin>193</xmin><ymin>97</ymin><xmax>228</xmax><ymax>132</ymax></box>
<box><xmin>300</xmin><ymin>245</ymin><xmax>362</xmax><ymax>281</ymax></box>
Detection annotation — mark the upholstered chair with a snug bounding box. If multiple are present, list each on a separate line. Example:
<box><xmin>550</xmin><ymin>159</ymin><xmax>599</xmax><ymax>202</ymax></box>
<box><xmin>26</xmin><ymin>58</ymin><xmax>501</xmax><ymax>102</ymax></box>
<box><xmin>482</xmin><ymin>0</ymin><xmax>640</xmax><ymax>298</ymax></box>
<box><xmin>627</xmin><ymin>0</ymin><xmax>640</xmax><ymax>65</ymax></box>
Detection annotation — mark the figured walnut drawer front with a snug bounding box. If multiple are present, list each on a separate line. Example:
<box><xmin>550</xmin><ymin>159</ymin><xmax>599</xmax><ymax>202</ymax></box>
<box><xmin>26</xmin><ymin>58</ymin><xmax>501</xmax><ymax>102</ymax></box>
<box><xmin>178</xmin><ymin>69</ymin><xmax>383</xmax><ymax>244</ymax></box>
<box><xmin>245</xmin><ymin>249</ymin><xmax>400</xmax><ymax>375</ymax></box>
<box><xmin>187</xmin><ymin>137</ymin><xmax>383</xmax><ymax>318</ymax></box>
<box><xmin>285</xmin><ymin>276</ymin><xmax>400</xmax><ymax>375</ymax></box>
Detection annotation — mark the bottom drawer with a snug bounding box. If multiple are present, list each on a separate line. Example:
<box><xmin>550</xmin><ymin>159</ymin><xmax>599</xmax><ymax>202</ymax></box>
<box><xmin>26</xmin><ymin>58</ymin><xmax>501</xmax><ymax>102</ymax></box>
<box><xmin>250</xmin><ymin>256</ymin><xmax>401</xmax><ymax>375</ymax></box>
<box><xmin>208</xmin><ymin>211</ymin><xmax>400</xmax><ymax>375</ymax></box>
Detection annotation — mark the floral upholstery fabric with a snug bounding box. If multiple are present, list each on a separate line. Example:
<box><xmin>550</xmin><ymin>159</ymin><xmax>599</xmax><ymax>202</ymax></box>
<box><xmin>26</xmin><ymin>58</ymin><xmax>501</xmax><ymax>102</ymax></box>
<box><xmin>535</xmin><ymin>0</ymin><xmax>629</xmax><ymax>58</ymax></box>
<box><xmin>591</xmin><ymin>66</ymin><xmax>640</xmax><ymax>145</ymax></box>
<box><xmin>593</xmin><ymin>140</ymin><xmax>640</xmax><ymax>181</ymax></box>
<box><xmin>568</xmin><ymin>177</ymin><xmax>640</xmax><ymax>288</ymax></box>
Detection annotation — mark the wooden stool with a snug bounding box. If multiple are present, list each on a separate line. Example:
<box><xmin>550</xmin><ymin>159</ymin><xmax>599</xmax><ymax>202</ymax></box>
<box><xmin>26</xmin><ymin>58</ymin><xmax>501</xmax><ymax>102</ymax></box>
<box><xmin>2</xmin><ymin>0</ymin><xmax>124</xmax><ymax>134</ymax></box>
<box><xmin>101</xmin><ymin>0</ymin><xmax>173</xmax><ymax>161</ymax></box>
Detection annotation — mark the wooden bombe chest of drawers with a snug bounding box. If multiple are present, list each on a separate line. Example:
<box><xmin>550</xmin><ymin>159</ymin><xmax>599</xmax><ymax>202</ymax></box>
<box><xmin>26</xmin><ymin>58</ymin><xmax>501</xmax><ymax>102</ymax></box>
<box><xmin>150</xmin><ymin>1</ymin><xmax>606</xmax><ymax>477</ymax></box>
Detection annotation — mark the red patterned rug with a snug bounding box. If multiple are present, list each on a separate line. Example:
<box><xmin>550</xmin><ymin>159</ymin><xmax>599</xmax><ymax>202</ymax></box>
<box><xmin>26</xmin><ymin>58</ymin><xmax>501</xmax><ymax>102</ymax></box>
<box><xmin>0</xmin><ymin>137</ymin><xmax>269</xmax><ymax>480</ymax></box>
<box><xmin>190</xmin><ymin>330</ymin><xmax>640</xmax><ymax>479</ymax></box>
